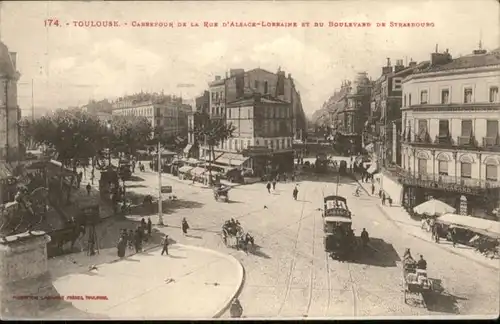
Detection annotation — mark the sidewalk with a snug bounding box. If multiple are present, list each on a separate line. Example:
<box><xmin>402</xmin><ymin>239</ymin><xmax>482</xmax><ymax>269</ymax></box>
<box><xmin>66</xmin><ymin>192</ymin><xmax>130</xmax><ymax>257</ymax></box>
<box><xmin>355</xmin><ymin>177</ymin><xmax>500</xmax><ymax>270</ymax></box>
<box><xmin>42</xmin><ymin>244</ymin><xmax>244</xmax><ymax>320</ymax></box>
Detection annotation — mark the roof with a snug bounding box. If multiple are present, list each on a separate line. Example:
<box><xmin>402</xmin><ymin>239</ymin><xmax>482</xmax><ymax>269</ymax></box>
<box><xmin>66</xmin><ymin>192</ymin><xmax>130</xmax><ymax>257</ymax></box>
<box><xmin>415</xmin><ymin>52</ymin><xmax>500</xmax><ymax>74</ymax></box>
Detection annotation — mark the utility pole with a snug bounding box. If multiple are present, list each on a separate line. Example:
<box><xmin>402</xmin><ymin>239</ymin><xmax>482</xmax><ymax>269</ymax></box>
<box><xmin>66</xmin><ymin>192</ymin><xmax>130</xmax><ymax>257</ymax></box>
<box><xmin>157</xmin><ymin>140</ymin><xmax>164</xmax><ymax>226</ymax></box>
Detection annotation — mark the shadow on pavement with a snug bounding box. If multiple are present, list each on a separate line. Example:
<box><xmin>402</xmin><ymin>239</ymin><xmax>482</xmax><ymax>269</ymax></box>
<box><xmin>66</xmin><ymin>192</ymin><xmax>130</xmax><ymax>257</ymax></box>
<box><xmin>126</xmin><ymin>191</ymin><xmax>204</xmax><ymax>216</ymax></box>
<box><xmin>350</xmin><ymin>238</ymin><xmax>401</xmax><ymax>267</ymax></box>
<box><xmin>186</xmin><ymin>234</ymin><xmax>203</xmax><ymax>239</ymax></box>
<box><xmin>125</xmin><ymin>184</ymin><xmax>147</xmax><ymax>189</ymax></box>
<box><xmin>422</xmin><ymin>289</ymin><xmax>467</xmax><ymax>314</ymax></box>
<box><xmin>249</xmin><ymin>245</ymin><xmax>271</xmax><ymax>259</ymax></box>
<box><xmin>126</xmin><ymin>175</ymin><xmax>145</xmax><ymax>182</ymax></box>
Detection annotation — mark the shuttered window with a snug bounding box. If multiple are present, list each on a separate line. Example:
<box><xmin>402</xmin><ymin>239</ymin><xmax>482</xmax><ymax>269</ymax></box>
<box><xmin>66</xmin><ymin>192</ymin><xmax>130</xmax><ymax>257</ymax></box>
<box><xmin>486</xmin><ymin>120</ymin><xmax>499</xmax><ymax>138</ymax></box>
<box><xmin>486</xmin><ymin>165</ymin><xmax>498</xmax><ymax>181</ymax></box>
<box><xmin>460</xmin><ymin>162</ymin><xmax>472</xmax><ymax>178</ymax></box>
<box><xmin>461</xmin><ymin>120</ymin><xmax>472</xmax><ymax>137</ymax></box>
<box><xmin>418</xmin><ymin>158</ymin><xmax>427</xmax><ymax>174</ymax></box>
<box><xmin>439</xmin><ymin>120</ymin><xmax>449</xmax><ymax>137</ymax></box>
<box><xmin>418</xmin><ymin>120</ymin><xmax>427</xmax><ymax>140</ymax></box>
<box><xmin>438</xmin><ymin>161</ymin><xmax>448</xmax><ymax>175</ymax></box>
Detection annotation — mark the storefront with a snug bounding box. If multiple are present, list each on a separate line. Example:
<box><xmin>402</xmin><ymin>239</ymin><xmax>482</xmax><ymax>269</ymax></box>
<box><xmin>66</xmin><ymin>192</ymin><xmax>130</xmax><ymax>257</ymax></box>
<box><xmin>400</xmin><ymin>176</ymin><xmax>500</xmax><ymax>220</ymax></box>
<box><xmin>242</xmin><ymin>147</ymin><xmax>294</xmax><ymax>177</ymax></box>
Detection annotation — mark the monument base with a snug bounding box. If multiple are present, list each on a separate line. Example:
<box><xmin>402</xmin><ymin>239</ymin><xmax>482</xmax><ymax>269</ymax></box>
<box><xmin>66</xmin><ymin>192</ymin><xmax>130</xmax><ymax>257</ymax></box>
<box><xmin>0</xmin><ymin>231</ymin><xmax>69</xmax><ymax>318</ymax></box>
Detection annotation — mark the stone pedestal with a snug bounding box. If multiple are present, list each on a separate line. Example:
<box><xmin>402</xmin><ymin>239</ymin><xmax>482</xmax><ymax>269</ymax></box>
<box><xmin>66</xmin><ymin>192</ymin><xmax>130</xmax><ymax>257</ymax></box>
<box><xmin>0</xmin><ymin>231</ymin><xmax>64</xmax><ymax>318</ymax></box>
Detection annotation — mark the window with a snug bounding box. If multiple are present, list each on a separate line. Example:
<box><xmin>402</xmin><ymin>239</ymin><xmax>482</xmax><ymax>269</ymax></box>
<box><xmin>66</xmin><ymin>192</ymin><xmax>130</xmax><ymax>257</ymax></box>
<box><xmin>212</xmin><ymin>92</ymin><xmax>215</xmax><ymax>100</ymax></box>
<box><xmin>490</xmin><ymin>86</ymin><xmax>499</xmax><ymax>103</ymax></box>
<box><xmin>464</xmin><ymin>87</ymin><xmax>473</xmax><ymax>103</ymax></box>
<box><xmin>438</xmin><ymin>161</ymin><xmax>448</xmax><ymax>175</ymax></box>
<box><xmin>394</xmin><ymin>79</ymin><xmax>402</xmax><ymax>90</ymax></box>
<box><xmin>460</xmin><ymin>162</ymin><xmax>472</xmax><ymax>178</ymax></box>
<box><xmin>215</xmin><ymin>92</ymin><xmax>219</xmax><ymax>101</ymax></box>
<box><xmin>409</xmin><ymin>94</ymin><xmax>412</xmax><ymax>106</ymax></box>
<box><xmin>420</xmin><ymin>90</ymin><xmax>428</xmax><ymax>104</ymax></box>
<box><xmin>255</xmin><ymin>139</ymin><xmax>260</xmax><ymax>145</ymax></box>
<box><xmin>212</xmin><ymin>107</ymin><xmax>215</xmax><ymax>115</ymax></box>
<box><xmin>438</xmin><ymin>120</ymin><xmax>449</xmax><ymax>137</ymax></box>
<box><xmin>264</xmin><ymin>140</ymin><xmax>268</xmax><ymax>147</ymax></box>
<box><xmin>288</xmin><ymin>138</ymin><xmax>291</xmax><ymax>147</ymax></box>
<box><xmin>270</xmin><ymin>140</ymin><xmax>274</xmax><ymax>149</ymax></box>
<box><xmin>254</xmin><ymin>80</ymin><xmax>259</xmax><ymax>89</ymax></box>
<box><xmin>441</xmin><ymin>89</ymin><xmax>450</xmax><ymax>104</ymax></box>
<box><xmin>404</xmin><ymin>95</ymin><xmax>407</xmax><ymax>107</ymax></box>
<box><xmin>247</xmin><ymin>140</ymin><xmax>251</xmax><ymax>148</ymax></box>
<box><xmin>228</xmin><ymin>109</ymin><xmax>231</xmax><ymax>118</ymax></box>
<box><xmin>235</xmin><ymin>140</ymin><xmax>239</xmax><ymax>151</ymax></box>
<box><xmin>486</xmin><ymin>164</ymin><xmax>498</xmax><ymax>181</ymax></box>
<box><xmin>272</xmin><ymin>108</ymin><xmax>276</xmax><ymax>118</ymax></box>
<box><xmin>418</xmin><ymin>119</ymin><xmax>428</xmax><ymax>140</ymax></box>
<box><xmin>264</xmin><ymin>81</ymin><xmax>268</xmax><ymax>94</ymax></box>
<box><xmin>247</xmin><ymin>109</ymin><xmax>251</xmax><ymax>119</ymax></box>
<box><xmin>418</xmin><ymin>158</ymin><xmax>427</xmax><ymax>175</ymax></box>
<box><xmin>276</xmin><ymin>140</ymin><xmax>280</xmax><ymax>150</ymax></box>
<box><xmin>486</xmin><ymin>120</ymin><xmax>499</xmax><ymax>138</ymax></box>
<box><xmin>461</xmin><ymin>120</ymin><xmax>472</xmax><ymax>137</ymax></box>
<box><xmin>281</xmin><ymin>139</ymin><xmax>285</xmax><ymax>148</ymax></box>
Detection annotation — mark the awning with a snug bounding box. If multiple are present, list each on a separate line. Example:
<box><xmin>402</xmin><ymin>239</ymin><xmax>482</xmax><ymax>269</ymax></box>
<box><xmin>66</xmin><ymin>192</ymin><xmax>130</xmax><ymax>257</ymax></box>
<box><xmin>178</xmin><ymin>166</ymin><xmax>193</xmax><ymax>174</ymax></box>
<box><xmin>214</xmin><ymin>153</ymin><xmax>249</xmax><ymax>167</ymax></box>
<box><xmin>437</xmin><ymin>213</ymin><xmax>500</xmax><ymax>239</ymax></box>
<box><xmin>413</xmin><ymin>199</ymin><xmax>456</xmax><ymax>216</ymax></box>
<box><xmin>183</xmin><ymin>158</ymin><xmax>200</xmax><ymax>165</ymax></box>
<box><xmin>190</xmin><ymin>167</ymin><xmax>207</xmax><ymax>176</ymax></box>
<box><xmin>366</xmin><ymin>162</ymin><xmax>378</xmax><ymax>174</ymax></box>
<box><xmin>183</xmin><ymin>144</ymin><xmax>193</xmax><ymax>154</ymax></box>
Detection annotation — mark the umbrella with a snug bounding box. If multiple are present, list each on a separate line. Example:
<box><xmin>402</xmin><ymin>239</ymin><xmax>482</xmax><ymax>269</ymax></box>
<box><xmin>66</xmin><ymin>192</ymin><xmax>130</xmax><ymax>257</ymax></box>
<box><xmin>413</xmin><ymin>199</ymin><xmax>456</xmax><ymax>216</ymax></box>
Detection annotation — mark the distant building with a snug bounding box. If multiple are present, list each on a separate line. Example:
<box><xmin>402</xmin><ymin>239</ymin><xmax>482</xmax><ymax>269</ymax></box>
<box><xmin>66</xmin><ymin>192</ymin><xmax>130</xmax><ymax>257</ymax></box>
<box><xmin>0</xmin><ymin>41</ymin><xmax>21</xmax><ymax>165</ymax></box>
<box><xmin>399</xmin><ymin>46</ymin><xmax>500</xmax><ymax>219</ymax></box>
<box><xmin>195</xmin><ymin>90</ymin><xmax>209</xmax><ymax>113</ymax></box>
<box><xmin>111</xmin><ymin>92</ymin><xmax>191</xmax><ymax>137</ymax></box>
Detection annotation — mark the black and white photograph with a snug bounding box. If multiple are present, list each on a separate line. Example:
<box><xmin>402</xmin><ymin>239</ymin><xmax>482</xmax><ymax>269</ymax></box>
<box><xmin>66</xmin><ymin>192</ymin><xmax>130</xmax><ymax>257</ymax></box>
<box><xmin>0</xmin><ymin>0</ymin><xmax>499</xmax><ymax>320</ymax></box>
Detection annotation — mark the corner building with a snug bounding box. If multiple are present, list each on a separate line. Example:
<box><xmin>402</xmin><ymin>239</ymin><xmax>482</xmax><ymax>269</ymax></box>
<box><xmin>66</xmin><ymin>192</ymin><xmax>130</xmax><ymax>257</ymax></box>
<box><xmin>399</xmin><ymin>47</ymin><xmax>500</xmax><ymax>220</ymax></box>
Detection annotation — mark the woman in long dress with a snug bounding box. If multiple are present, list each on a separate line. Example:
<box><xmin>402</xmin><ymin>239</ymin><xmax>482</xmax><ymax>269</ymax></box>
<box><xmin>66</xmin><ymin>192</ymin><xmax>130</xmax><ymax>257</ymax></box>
<box><xmin>117</xmin><ymin>236</ymin><xmax>126</xmax><ymax>258</ymax></box>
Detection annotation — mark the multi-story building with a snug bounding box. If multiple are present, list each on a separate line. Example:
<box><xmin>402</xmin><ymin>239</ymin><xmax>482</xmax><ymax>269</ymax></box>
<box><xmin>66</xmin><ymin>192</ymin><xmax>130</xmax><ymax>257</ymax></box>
<box><xmin>0</xmin><ymin>42</ymin><xmax>21</xmax><ymax>203</ymax></box>
<box><xmin>366</xmin><ymin>58</ymin><xmax>418</xmax><ymax>171</ymax></box>
<box><xmin>111</xmin><ymin>92</ymin><xmax>191</xmax><ymax>137</ymax></box>
<box><xmin>195</xmin><ymin>91</ymin><xmax>209</xmax><ymax>114</ymax></box>
<box><xmin>0</xmin><ymin>42</ymin><xmax>20</xmax><ymax>165</ymax></box>
<box><xmin>398</xmin><ymin>46</ymin><xmax>500</xmax><ymax>220</ymax></box>
<box><xmin>185</xmin><ymin>111</ymin><xmax>209</xmax><ymax>159</ymax></box>
<box><xmin>200</xmin><ymin>68</ymin><xmax>306</xmax><ymax>174</ymax></box>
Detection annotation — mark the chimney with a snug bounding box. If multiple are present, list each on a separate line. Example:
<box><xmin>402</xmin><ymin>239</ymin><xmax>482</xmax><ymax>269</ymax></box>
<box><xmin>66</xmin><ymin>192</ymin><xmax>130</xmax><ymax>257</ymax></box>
<box><xmin>394</xmin><ymin>59</ymin><xmax>405</xmax><ymax>72</ymax></box>
<box><xmin>9</xmin><ymin>52</ymin><xmax>17</xmax><ymax>70</ymax></box>
<box><xmin>431</xmin><ymin>51</ymin><xmax>453</xmax><ymax>66</ymax></box>
<box><xmin>215</xmin><ymin>75</ymin><xmax>221</xmax><ymax>81</ymax></box>
<box><xmin>409</xmin><ymin>61</ymin><xmax>417</xmax><ymax>68</ymax></box>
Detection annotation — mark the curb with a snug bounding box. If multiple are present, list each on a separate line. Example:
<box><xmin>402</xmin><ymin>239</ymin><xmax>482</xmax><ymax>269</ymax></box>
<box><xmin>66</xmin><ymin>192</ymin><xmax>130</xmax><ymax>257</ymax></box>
<box><xmin>375</xmin><ymin>204</ymin><xmax>500</xmax><ymax>271</ymax></box>
<box><xmin>353</xmin><ymin>177</ymin><xmax>500</xmax><ymax>271</ymax></box>
<box><xmin>169</xmin><ymin>244</ymin><xmax>245</xmax><ymax>319</ymax></box>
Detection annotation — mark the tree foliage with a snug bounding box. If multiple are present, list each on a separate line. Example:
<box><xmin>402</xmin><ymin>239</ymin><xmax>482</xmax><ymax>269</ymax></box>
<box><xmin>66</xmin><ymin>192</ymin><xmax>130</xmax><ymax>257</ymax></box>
<box><xmin>108</xmin><ymin>115</ymin><xmax>152</xmax><ymax>156</ymax></box>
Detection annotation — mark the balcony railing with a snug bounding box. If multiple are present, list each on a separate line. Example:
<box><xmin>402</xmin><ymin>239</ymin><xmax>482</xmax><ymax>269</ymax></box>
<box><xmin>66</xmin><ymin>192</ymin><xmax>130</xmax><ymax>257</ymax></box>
<box><xmin>403</xmin><ymin>134</ymin><xmax>500</xmax><ymax>152</ymax></box>
<box><xmin>483</xmin><ymin>136</ymin><xmax>499</xmax><ymax>147</ymax></box>
<box><xmin>457</xmin><ymin>136</ymin><xmax>472</xmax><ymax>146</ymax></box>
<box><xmin>398</xmin><ymin>169</ymin><xmax>500</xmax><ymax>193</ymax></box>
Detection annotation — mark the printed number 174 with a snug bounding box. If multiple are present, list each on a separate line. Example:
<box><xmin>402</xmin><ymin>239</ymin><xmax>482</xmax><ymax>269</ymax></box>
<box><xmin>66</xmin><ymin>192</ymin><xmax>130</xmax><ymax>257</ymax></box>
<box><xmin>44</xmin><ymin>19</ymin><xmax>60</xmax><ymax>27</ymax></box>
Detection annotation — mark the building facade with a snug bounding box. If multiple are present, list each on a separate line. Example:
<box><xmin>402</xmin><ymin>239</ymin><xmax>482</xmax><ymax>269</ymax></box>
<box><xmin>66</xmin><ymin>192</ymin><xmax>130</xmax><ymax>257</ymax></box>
<box><xmin>399</xmin><ymin>47</ymin><xmax>500</xmax><ymax>220</ymax></box>
<box><xmin>195</xmin><ymin>90</ymin><xmax>210</xmax><ymax>114</ymax></box>
<box><xmin>0</xmin><ymin>42</ymin><xmax>21</xmax><ymax>165</ymax></box>
<box><xmin>111</xmin><ymin>93</ymin><xmax>191</xmax><ymax>137</ymax></box>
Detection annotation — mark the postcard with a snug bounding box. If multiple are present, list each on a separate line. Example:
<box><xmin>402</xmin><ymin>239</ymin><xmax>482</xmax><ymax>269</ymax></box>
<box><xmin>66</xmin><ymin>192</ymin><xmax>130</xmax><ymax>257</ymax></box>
<box><xmin>0</xmin><ymin>0</ymin><xmax>499</xmax><ymax>320</ymax></box>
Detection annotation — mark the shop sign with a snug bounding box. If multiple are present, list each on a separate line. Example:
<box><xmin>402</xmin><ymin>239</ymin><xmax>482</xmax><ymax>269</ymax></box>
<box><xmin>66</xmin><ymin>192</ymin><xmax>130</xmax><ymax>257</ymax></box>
<box><xmin>399</xmin><ymin>177</ymin><xmax>478</xmax><ymax>195</ymax></box>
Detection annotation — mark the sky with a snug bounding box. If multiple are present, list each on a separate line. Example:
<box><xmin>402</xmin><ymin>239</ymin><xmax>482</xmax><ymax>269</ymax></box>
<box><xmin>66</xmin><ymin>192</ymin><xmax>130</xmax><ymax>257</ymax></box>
<box><xmin>1</xmin><ymin>0</ymin><xmax>499</xmax><ymax>117</ymax></box>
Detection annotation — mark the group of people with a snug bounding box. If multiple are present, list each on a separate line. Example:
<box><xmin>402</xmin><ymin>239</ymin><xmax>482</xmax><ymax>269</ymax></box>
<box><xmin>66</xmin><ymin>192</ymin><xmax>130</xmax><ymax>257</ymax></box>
<box><xmin>403</xmin><ymin>248</ymin><xmax>428</xmax><ymax>270</ymax></box>
<box><xmin>116</xmin><ymin>217</ymin><xmax>152</xmax><ymax>258</ymax></box>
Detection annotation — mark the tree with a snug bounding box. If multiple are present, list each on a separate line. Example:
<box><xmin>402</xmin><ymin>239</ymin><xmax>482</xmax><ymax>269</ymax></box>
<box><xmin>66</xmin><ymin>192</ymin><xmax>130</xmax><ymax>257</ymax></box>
<box><xmin>108</xmin><ymin>115</ymin><xmax>153</xmax><ymax>157</ymax></box>
<box><xmin>193</xmin><ymin>112</ymin><xmax>235</xmax><ymax>185</ymax></box>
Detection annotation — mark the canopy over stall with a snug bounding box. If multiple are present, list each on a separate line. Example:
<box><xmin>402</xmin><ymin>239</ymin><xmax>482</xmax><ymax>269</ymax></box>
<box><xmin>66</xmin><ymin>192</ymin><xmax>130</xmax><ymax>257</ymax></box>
<box><xmin>413</xmin><ymin>199</ymin><xmax>456</xmax><ymax>216</ymax></box>
<box><xmin>436</xmin><ymin>213</ymin><xmax>500</xmax><ymax>239</ymax></box>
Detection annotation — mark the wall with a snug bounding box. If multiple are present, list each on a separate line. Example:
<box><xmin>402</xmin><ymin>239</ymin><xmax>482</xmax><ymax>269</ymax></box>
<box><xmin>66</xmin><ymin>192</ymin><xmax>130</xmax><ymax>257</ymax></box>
<box><xmin>0</xmin><ymin>231</ymin><xmax>61</xmax><ymax>317</ymax></box>
<box><xmin>379</xmin><ymin>172</ymin><xmax>404</xmax><ymax>205</ymax></box>
<box><xmin>402</xmin><ymin>68</ymin><xmax>500</xmax><ymax>107</ymax></box>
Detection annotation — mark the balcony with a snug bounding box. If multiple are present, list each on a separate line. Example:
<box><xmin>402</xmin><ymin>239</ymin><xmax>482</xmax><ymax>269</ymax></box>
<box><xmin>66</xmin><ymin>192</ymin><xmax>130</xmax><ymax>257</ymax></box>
<box><xmin>404</xmin><ymin>134</ymin><xmax>500</xmax><ymax>152</ymax></box>
<box><xmin>483</xmin><ymin>136</ymin><xmax>500</xmax><ymax>147</ymax></box>
<box><xmin>398</xmin><ymin>170</ymin><xmax>500</xmax><ymax>195</ymax></box>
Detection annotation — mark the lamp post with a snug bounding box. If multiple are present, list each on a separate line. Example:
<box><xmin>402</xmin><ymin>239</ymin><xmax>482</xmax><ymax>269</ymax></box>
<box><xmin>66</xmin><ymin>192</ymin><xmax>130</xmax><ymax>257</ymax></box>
<box><xmin>157</xmin><ymin>140</ymin><xmax>164</xmax><ymax>226</ymax></box>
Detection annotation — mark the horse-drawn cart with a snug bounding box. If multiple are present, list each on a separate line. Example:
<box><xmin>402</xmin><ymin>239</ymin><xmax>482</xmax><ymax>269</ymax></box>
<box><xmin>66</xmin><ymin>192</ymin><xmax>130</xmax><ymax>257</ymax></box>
<box><xmin>221</xmin><ymin>220</ymin><xmax>255</xmax><ymax>253</ymax></box>
<box><xmin>214</xmin><ymin>185</ymin><xmax>230</xmax><ymax>203</ymax></box>
<box><xmin>403</xmin><ymin>254</ymin><xmax>435</xmax><ymax>305</ymax></box>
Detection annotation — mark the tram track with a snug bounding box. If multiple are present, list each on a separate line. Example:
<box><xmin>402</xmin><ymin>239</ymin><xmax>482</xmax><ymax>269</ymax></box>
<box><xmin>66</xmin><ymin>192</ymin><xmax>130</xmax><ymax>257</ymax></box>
<box><xmin>276</xmin><ymin>185</ymin><xmax>309</xmax><ymax>317</ymax></box>
<box><xmin>304</xmin><ymin>187</ymin><xmax>317</xmax><ymax>317</ymax></box>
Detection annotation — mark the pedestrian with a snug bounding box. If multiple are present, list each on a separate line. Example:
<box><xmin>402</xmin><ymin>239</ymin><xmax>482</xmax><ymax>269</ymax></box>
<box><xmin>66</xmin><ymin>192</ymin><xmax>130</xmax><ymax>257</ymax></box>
<box><xmin>86</xmin><ymin>183</ymin><xmax>91</xmax><ymax>196</ymax></box>
<box><xmin>128</xmin><ymin>229</ymin><xmax>134</xmax><ymax>250</ymax></box>
<box><xmin>371</xmin><ymin>183</ymin><xmax>375</xmax><ymax>196</ymax></box>
<box><xmin>388</xmin><ymin>197</ymin><xmax>393</xmax><ymax>207</ymax></box>
<box><xmin>416</xmin><ymin>255</ymin><xmax>427</xmax><ymax>270</ymax></box>
<box><xmin>161</xmin><ymin>235</ymin><xmax>169</xmax><ymax>255</ymax></box>
<box><xmin>266</xmin><ymin>181</ymin><xmax>271</xmax><ymax>194</ymax></box>
<box><xmin>378</xmin><ymin>189</ymin><xmax>382</xmax><ymax>198</ymax></box>
<box><xmin>77</xmin><ymin>171</ymin><xmax>83</xmax><ymax>188</ymax></box>
<box><xmin>449</xmin><ymin>227</ymin><xmax>457</xmax><ymax>247</ymax></box>
<box><xmin>141</xmin><ymin>217</ymin><xmax>146</xmax><ymax>231</ymax></box>
<box><xmin>117</xmin><ymin>236</ymin><xmax>126</xmax><ymax>258</ymax></box>
<box><xmin>182</xmin><ymin>217</ymin><xmax>190</xmax><ymax>235</ymax></box>
<box><xmin>134</xmin><ymin>229</ymin><xmax>142</xmax><ymax>253</ymax></box>
<box><xmin>293</xmin><ymin>185</ymin><xmax>299</xmax><ymax>201</ymax></box>
<box><xmin>272</xmin><ymin>178</ymin><xmax>277</xmax><ymax>191</ymax></box>
<box><xmin>147</xmin><ymin>217</ymin><xmax>152</xmax><ymax>237</ymax></box>
<box><xmin>381</xmin><ymin>192</ymin><xmax>386</xmax><ymax>205</ymax></box>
